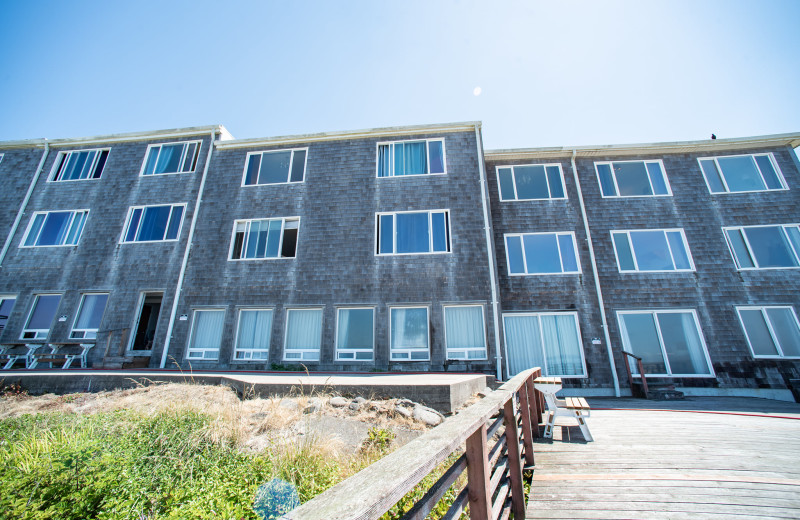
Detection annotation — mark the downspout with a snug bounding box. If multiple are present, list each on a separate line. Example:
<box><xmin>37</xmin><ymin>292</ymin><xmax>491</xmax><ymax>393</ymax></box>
<box><xmin>570</xmin><ymin>149</ymin><xmax>620</xmax><ymax>396</ymax></box>
<box><xmin>0</xmin><ymin>143</ymin><xmax>49</xmax><ymax>267</ymax></box>
<box><xmin>474</xmin><ymin>125</ymin><xmax>504</xmax><ymax>382</ymax></box>
<box><xmin>160</xmin><ymin>130</ymin><xmax>217</xmax><ymax>368</ymax></box>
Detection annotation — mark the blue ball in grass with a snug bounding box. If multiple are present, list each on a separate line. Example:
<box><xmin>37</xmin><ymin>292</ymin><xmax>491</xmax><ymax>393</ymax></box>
<box><xmin>253</xmin><ymin>478</ymin><xmax>301</xmax><ymax>519</ymax></box>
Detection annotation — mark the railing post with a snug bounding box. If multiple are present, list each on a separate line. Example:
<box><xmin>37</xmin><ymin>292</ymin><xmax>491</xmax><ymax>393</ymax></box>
<box><xmin>525</xmin><ymin>375</ymin><xmax>540</xmax><ymax>439</ymax></box>
<box><xmin>504</xmin><ymin>398</ymin><xmax>526</xmax><ymax>519</ymax></box>
<box><xmin>637</xmin><ymin>359</ymin><xmax>649</xmax><ymax>399</ymax></box>
<box><xmin>519</xmin><ymin>376</ymin><xmax>537</xmax><ymax>458</ymax></box>
<box><xmin>465</xmin><ymin>424</ymin><xmax>492</xmax><ymax>520</ymax></box>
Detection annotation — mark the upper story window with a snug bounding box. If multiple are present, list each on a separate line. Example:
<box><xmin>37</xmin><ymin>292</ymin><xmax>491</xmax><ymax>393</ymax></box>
<box><xmin>737</xmin><ymin>306</ymin><xmax>800</xmax><ymax>359</ymax></box>
<box><xmin>230</xmin><ymin>217</ymin><xmax>299</xmax><ymax>260</ymax></box>
<box><xmin>699</xmin><ymin>153</ymin><xmax>786</xmax><ymax>194</ymax></box>
<box><xmin>505</xmin><ymin>232</ymin><xmax>580</xmax><ymax>275</ymax></box>
<box><xmin>121</xmin><ymin>204</ymin><xmax>185</xmax><ymax>243</ymax></box>
<box><xmin>724</xmin><ymin>224</ymin><xmax>800</xmax><ymax>270</ymax></box>
<box><xmin>50</xmin><ymin>149</ymin><xmax>109</xmax><ymax>181</ymax></box>
<box><xmin>141</xmin><ymin>141</ymin><xmax>201</xmax><ymax>176</ymax></box>
<box><xmin>595</xmin><ymin>160</ymin><xmax>671</xmax><ymax>198</ymax></box>
<box><xmin>70</xmin><ymin>293</ymin><xmax>109</xmax><ymax>339</ymax></box>
<box><xmin>611</xmin><ymin>229</ymin><xmax>694</xmax><ymax>273</ymax></box>
<box><xmin>377</xmin><ymin>139</ymin><xmax>445</xmax><ymax>177</ymax></box>
<box><xmin>243</xmin><ymin>149</ymin><xmax>307</xmax><ymax>186</ymax></box>
<box><xmin>497</xmin><ymin>164</ymin><xmax>566</xmax><ymax>201</ymax></box>
<box><xmin>22</xmin><ymin>210</ymin><xmax>89</xmax><ymax>247</ymax></box>
<box><xmin>376</xmin><ymin>210</ymin><xmax>450</xmax><ymax>255</ymax></box>
<box><xmin>22</xmin><ymin>294</ymin><xmax>61</xmax><ymax>339</ymax></box>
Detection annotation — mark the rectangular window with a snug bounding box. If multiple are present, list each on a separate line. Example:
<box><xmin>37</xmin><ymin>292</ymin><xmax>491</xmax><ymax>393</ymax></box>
<box><xmin>21</xmin><ymin>294</ymin><xmax>61</xmax><ymax>340</ymax></box>
<box><xmin>336</xmin><ymin>307</ymin><xmax>375</xmax><ymax>361</ymax></box>
<box><xmin>186</xmin><ymin>309</ymin><xmax>225</xmax><ymax>360</ymax></box>
<box><xmin>611</xmin><ymin>229</ymin><xmax>694</xmax><ymax>272</ymax></box>
<box><xmin>444</xmin><ymin>305</ymin><xmax>487</xmax><ymax>360</ymax></box>
<box><xmin>737</xmin><ymin>306</ymin><xmax>800</xmax><ymax>359</ymax></box>
<box><xmin>70</xmin><ymin>293</ymin><xmax>109</xmax><ymax>339</ymax></box>
<box><xmin>229</xmin><ymin>217</ymin><xmax>299</xmax><ymax>260</ymax></box>
<box><xmin>141</xmin><ymin>141</ymin><xmax>201</xmax><ymax>176</ymax></box>
<box><xmin>234</xmin><ymin>308</ymin><xmax>273</xmax><ymax>361</ymax></box>
<box><xmin>503</xmin><ymin>312</ymin><xmax>586</xmax><ymax>377</ymax></box>
<box><xmin>22</xmin><ymin>210</ymin><xmax>89</xmax><ymax>247</ymax></box>
<box><xmin>496</xmin><ymin>164</ymin><xmax>566</xmax><ymax>201</ymax></box>
<box><xmin>284</xmin><ymin>308</ymin><xmax>322</xmax><ymax>361</ymax></box>
<box><xmin>618</xmin><ymin>310</ymin><xmax>713</xmax><ymax>377</ymax></box>
<box><xmin>243</xmin><ymin>148</ymin><xmax>307</xmax><ymax>186</ymax></box>
<box><xmin>699</xmin><ymin>153</ymin><xmax>786</xmax><ymax>194</ymax></box>
<box><xmin>121</xmin><ymin>204</ymin><xmax>185</xmax><ymax>243</ymax></box>
<box><xmin>724</xmin><ymin>224</ymin><xmax>800</xmax><ymax>270</ymax></box>
<box><xmin>390</xmin><ymin>306</ymin><xmax>429</xmax><ymax>361</ymax></box>
<box><xmin>595</xmin><ymin>160</ymin><xmax>671</xmax><ymax>198</ymax></box>
<box><xmin>376</xmin><ymin>210</ymin><xmax>450</xmax><ymax>255</ymax></box>
<box><xmin>50</xmin><ymin>149</ymin><xmax>109</xmax><ymax>181</ymax></box>
<box><xmin>505</xmin><ymin>232</ymin><xmax>580</xmax><ymax>275</ymax></box>
<box><xmin>0</xmin><ymin>296</ymin><xmax>17</xmax><ymax>332</ymax></box>
<box><xmin>377</xmin><ymin>139</ymin><xmax>445</xmax><ymax>177</ymax></box>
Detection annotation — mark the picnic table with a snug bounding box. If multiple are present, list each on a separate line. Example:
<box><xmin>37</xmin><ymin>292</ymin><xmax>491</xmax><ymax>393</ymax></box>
<box><xmin>1</xmin><ymin>342</ymin><xmax>46</xmax><ymax>369</ymax></box>
<box><xmin>533</xmin><ymin>376</ymin><xmax>593</xmax><ymax>441</ymax></box>
<box><xmin>30</xmin><ymin>341</ymin><xmax>95</xmax><ymax>369</ymax></box>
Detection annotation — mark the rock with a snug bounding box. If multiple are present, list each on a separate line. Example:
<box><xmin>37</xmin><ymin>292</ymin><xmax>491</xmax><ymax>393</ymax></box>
<box><xmin>397</xmin><ymin>399</ymin><xmax>414</xmax><ymax>407</ymax></box>
<box><xmin>354</xmin><ymin>397</ymin><xmax>367</xmax><ymax>404</ymax></box>
<box><xmin>477</xmin><ymin>387</ymin><xmax>492</xmax><ymax>398</ymax></box>
<box><xmin>413</xmin><ymin>405</ymin><xmax>444</xmax><ymax>426</ymax></box>
<box><xmin>303</xmin><ymin>403</ymin><xmax>320</xmax><ymax>414</ymax></box>
<box><xmin>394</xmin><ymin>405</ymin><xmax>412</xmax><ymax>418</ymax></box>
<box><xmin>329</xmin><ymin>396</ymin><xmax>348</xmax><ymax>407</ymax></box>
<box><xmin>279</xmin><ymin>399</ymin><xmax>298</xmax><ymax>410</ymax></box>
<box><xmin>348</xmin><ymin>401</ymin><xmax>361</xmax><ymax>411</ymax></box>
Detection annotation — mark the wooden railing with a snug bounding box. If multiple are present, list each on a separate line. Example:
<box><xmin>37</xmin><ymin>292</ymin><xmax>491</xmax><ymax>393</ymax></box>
<box><xmin>100</xmin><ymin>328</ymin><xmax>130</xmax><ymax>358</ymax></box>
<box><xmin>284</xmin><ymin>367</ymin><xmax>544</xmax><ymax>520</ymax></box>
<box><xmin>621</xmin><ymin>351</ymin><xmax>649</xmax><ymax>399</ymax></box>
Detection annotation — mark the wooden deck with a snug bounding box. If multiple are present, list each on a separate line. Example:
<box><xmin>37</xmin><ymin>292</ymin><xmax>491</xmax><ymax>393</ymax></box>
<box><xmin>528</xmin><ymin>397</ymin><xmax>800</xmax><ymax>519</ymax></box>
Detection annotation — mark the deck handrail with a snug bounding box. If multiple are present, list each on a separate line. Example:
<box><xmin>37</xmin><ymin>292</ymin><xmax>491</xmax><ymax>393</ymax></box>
<box><xmin>621</xmin><ymin>350</ymin><xmax>649</xmax><ymax>399</ymax></box>
<box><xmin>283</xmin><ymin>367</ymin><xmax>543</xmax><ymax>520</ymax></box>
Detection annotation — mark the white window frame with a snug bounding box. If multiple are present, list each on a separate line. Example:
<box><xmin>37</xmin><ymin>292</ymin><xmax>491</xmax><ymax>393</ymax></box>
<box><xmin>120</xmin><ymin>203</ymin><xmax>186</xmax><ymax>244</ymax></box>
<box><xmin>594</xmin><ymin>159</ymin><xmax>672</xmax><ymax>198</ymax></box>
<box><xmin>283</xmin><ymin>307</ymin><xmax>323</xmax><ymax>362</ymax></box>
<box><xmin>617</xmin><ymin>309</ymin><xmax>715</xmax><ymax>378</ymax></box>
<box><xmin>375</xmin><ymin>209</ymin><xmax>451</xmax><ymax>256</ymax></box>
<box><xmin>49</xmin><ymin>148</ymin><xmax>110</xmax><ymax>182</ymax></box>
<box><xmin>495</xmin><ymin>163</ymin><xmax>567</xmax><ymax>201</ymax></box>
<box><xmin>444</xmin><ymin>304</ymin><xmax>487</xmax><ymax>360</ymax></box>
<box><xmin>611</xmin><ymin>228</ymin><xmax>696</xmax><ymax>273</ymax></box>
<box><xmin>376</xmin><ymin>138</ymin><xmax>447</xmax><ymax>178</ymax></box>
<box><xmin>737</xmin><ymin>305</ymin><xmax>800</xmax><ymax>359</ymax></box>
<box><xmin>0</xmin><ymin>294</ymin><xmax>17</xmax><ymax>332</ymax></box>
<box><xmin>228</xmin><ymin>217</ymin><xmax>300</xmax><ymax>261</ymax></box>
<box><xmin>139</xmin><ymin>140</ymin><xmax>202</xmax><ymax>176</ymax></box>
<box><xmin>232</xmin><ymin>307</ymin><xmax>274</xmax><ymax>361</ymax></box>
<box><xmin>389</xmin><ymin>305</ymin><xmax>430</xmax><ymax>361</ymax></box>
<box><xmin>241</xmin><ymin>148</ymin><xmax>308</xmax><ymax>186</ymax></box>
<box><xmin>186</xmin><ymin>308</ymin><xmax>226</xmax><ymax>360</ymax></box>
<box><xmin>21</xmin><ymin>293</ymin><xmax>62</xmax><ymax>340</ymax></box>
<box><xmin>335</xmin><ymin>306</ymin><xmax>375</xmax><ymax>362</ymax></box>
<box><xmin>698</xmin><ymin>153</ymin><xmax>787</xmax><ymax>194</ymax></box>
<box><xmin>70</xmin><ymin>293</ymin><xmax>109</xmax><ymax>339</ymax></box>
<box><xmin>501</xmin><ymin>311</ymin><xmax>588</xmax><ymax>378</ymax></box>
<box><xmin>504</xmin><ymin>232</ymin><xmax>581</xmax><ymax>276</ymax></box>
<box><xmin>723</xmin><ymin>224</ymin><xmax>800</xmax><ymax>271</ymax></box>
<box><xmin>20</xmin><ymin>210</ymin><xmax>90</xmax><ymax>248</ymax></box>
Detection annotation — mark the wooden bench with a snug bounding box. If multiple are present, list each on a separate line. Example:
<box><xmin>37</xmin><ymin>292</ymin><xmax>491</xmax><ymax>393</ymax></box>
<box><xmin>1</xmin><ymin>343</ymin><xmax>45</xmax><ymax>369</ymax></box>
<box><xmin>30</xmin><ymin>342</ymin><xmax>94</xmax><ymax>369</ymax></box>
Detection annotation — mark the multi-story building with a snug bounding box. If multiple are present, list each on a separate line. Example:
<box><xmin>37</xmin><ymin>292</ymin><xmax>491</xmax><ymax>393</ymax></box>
<box><xmin>1</xmin><ymin>122</ymin><xmax>798</xmax><ymax>400</ymax></box>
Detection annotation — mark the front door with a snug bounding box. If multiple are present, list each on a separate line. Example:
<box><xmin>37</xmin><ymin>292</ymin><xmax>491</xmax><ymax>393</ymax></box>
<box><xmin>130</xmin><ymin>293</ymin><xmax>162</xmax><ymax>351</ymax></box>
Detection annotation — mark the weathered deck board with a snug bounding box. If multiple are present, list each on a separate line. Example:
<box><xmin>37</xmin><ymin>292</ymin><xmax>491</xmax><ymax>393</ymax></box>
<box><xmin>527</xmin><ymin>397</ymin><xmax>800</xmax><ymax>520</ymax></box>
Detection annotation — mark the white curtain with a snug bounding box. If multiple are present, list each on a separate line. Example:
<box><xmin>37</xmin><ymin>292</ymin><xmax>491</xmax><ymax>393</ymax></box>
<box><xmin>75</xmin><ymin>294</ymin><xmax>108</xmax><ymax>330</ymax></box>
<box><xmin>541</xmin><ymin>314</ymin><xmax>583</xmax><ymax>376</ymax></box>
<box><xmin>678</xmin><ymin>313</ymin><xmax>710</xmax><ymax>374</ymax></box>
<box><xmin>391</xmin><ymin>308</ymin><xmax>427</xmax><ymax>350</ymax></box>
<box><xmin>191</xmin><ymin>311</ymin><xmax>224</xmax><ymax>349</ymax></box>
<box><xmin>503</xmin><ymin>315</ymin><xmax>543</xmax><ymax>376</ymax></box>
<box><xmin>237</xmin><ymin>310</ymin><xmax>272</xmax><ymax>350</ymax></box>
<box><xmin>445</xmin><ymin>306</ymin><xmax>485</xmax><ymax>350</ymax></box>
<box><xmin>286</xmin><ymin>309</ymin><xmax>322</xmax><ymax>350</ymax></box>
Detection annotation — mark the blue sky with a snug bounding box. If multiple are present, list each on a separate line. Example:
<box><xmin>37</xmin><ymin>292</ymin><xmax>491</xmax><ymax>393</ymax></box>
<box><xmin>0</xmin><ymin>0</ymin><xmax>798</xmax><ymax>149</ymax></box>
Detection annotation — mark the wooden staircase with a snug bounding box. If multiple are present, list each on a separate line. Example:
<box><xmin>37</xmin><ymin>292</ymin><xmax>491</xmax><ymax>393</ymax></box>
<box><xmin>621</xmin><ymin>351</ymin><xmax>684</xmax><ymax>400</ymax></box>
<box><xmin>99</xmin><ymin>328</ymin><xmax>151</xmax><ymax>369</ymax></box>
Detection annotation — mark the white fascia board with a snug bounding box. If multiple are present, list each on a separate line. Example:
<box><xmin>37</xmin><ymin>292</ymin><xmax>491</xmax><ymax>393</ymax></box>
<box><xmin>47</xmin><ymin>125</ymin><xmax>231</xmax><ymax>147</ymax></box>
<box><xmin>0</xmin><ymin>138</ymin><xmax>47</xmax><ymax>150</ymax></box>
<box><xmin>485</xmin><ymin>132</ymin><xmax>800</xmax><ymax>161</ymax></box>
<box><xmin>215</xmin><ymin>121</ymin><xmax>481</xmax><ymax>150</ymax></box>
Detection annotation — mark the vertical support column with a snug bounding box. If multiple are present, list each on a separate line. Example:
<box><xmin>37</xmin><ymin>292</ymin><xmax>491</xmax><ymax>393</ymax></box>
<box><xmin>504</xmin><ymin>398</ymin><xmax>526</xmax><ymax>519</ymax></box>
<box><xmin>518</xmin><ymin>376</ymin><xmax>536</xmax><ymax>463</ymax></box>
<box><xmin>526</xmin><ymin>374</ymin><xmax>540</xmax><ymax>439</ymax></box>
<box><xmin>466</xmin><ymin>424</ymin><xmax>492</xmax><ymax>520</ymax></box>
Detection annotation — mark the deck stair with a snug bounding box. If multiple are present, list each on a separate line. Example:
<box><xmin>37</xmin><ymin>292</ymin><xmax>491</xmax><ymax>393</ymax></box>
<box><xmin>621</xmin><ymin>351</ymin><xmax>684</xmax><ymax>400</ymax></box>
<box><xmin>98</xmin><ymin>328</ymin><xmax>151</xmax><ymax>369</ymax></box>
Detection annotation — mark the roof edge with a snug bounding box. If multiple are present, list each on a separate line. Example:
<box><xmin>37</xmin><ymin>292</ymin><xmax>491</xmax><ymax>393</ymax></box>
<box><xmin>215</xmin><ymin>121</ymin><xmax>481</xmax><ymax>149</ymax></box>
<box><xmin>485</xmin><ymin>132</ymin><xmax>800</xmax><ymax>160</ymax></box>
